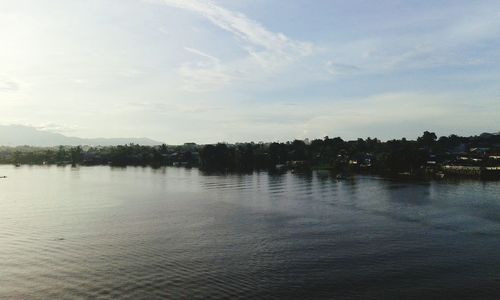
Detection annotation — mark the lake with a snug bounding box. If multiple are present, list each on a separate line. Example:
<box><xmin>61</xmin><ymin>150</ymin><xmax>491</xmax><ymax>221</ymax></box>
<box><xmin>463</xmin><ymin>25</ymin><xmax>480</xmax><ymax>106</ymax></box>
<box><xmin>1</xmin><ymin>165</ymin><xmax>500</xmax><ymax>299</ymax></box>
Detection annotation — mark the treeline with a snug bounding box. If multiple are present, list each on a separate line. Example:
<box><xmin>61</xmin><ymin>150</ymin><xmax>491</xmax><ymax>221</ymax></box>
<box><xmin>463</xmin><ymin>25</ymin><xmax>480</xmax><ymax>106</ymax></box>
<box><xmin>0</xmin><ymin>144</ymin><xmax>199</xmax><ymax>167</ymax></box>
<box><xmin>198</xmin><ymin>132</ymin><xmax>426</xmax><ymax>173</ymax></box>
<box><xmin>198</xmin><ymin>132</ymin><xmax>500</xmax><ymax>174</ymax></box>
<box><xmin>1</xmin><ymin>132</ymin><xmax>499</xmax><ymax>176</ymax></box>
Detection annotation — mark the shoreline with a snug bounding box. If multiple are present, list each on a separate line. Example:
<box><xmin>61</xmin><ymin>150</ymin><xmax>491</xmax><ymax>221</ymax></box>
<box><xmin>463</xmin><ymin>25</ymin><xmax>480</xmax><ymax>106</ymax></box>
<box><xmin>2</xmin><ymin>163</ymin><xmax>499</xmax><ymax>182</ymax></box>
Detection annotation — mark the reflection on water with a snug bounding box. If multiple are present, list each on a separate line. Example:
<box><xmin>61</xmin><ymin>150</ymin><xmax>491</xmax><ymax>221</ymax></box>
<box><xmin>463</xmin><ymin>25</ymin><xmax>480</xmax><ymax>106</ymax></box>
<box><xmin>1</xmin><ymin>166</ymin><xmax>500</xmax><ymax>299</ymax></box>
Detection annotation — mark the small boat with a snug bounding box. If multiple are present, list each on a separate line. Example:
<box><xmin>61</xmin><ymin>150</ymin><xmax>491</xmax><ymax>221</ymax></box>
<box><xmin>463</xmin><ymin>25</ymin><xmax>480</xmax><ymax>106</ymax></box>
<box><xmin>435</xmin><ymin>171</ymin><xmax>445</xmax><ymax>179</ymax></box>
<box><xmin>0</xmin><ymin>176</ymin><xmax>7</xmax><ymax>178</ymax></box>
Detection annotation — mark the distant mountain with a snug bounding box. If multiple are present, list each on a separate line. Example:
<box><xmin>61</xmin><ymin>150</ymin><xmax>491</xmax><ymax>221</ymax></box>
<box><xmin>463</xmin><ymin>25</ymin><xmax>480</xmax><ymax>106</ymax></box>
<box><xmin>0</xmin><ymin>125</ymin><xmax>163</xmax><ymax>146</ymax></box>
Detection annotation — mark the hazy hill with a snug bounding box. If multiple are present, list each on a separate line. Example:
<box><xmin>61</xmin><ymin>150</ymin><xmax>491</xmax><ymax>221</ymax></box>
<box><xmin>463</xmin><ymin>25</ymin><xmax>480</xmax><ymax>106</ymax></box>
<box><xmin>0</xmin><ymin>125</ymin><xmax>162</xmax><ymax>146</ymax></box>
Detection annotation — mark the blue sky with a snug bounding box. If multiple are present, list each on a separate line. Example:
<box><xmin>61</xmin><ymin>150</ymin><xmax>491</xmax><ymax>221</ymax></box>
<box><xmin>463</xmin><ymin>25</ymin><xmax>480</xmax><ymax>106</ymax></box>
<box><xmin>1</xmin><ymin>0</ymin><xmax>499</xmax><ymax>143</ymax></box>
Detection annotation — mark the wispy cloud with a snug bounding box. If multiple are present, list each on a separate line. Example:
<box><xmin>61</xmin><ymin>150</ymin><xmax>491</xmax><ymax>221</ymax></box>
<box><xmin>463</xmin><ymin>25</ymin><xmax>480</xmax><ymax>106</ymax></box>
<box><xmin>324</xmin><ymin>61</ymin><xmax>360</xmax><ymax>76</ymax></box>
<box><xmin>299</xmin><ymin>92</ymin><xmax>499</xmax><ymax>139</ymax></box>
<box><xmin>153</xmin><ymin>0</ymin><xmax>316</xmax><ymax>91</ymax></box>
<box><xmin>205</xmin><ymin>92</ymin><xmax>499</xmax><ymax>142</ymax></box>
<box><xmin>157</xmin><ymin>0</ymin><xmax>313</xmax><ymax>54</ymax></box>
<box><xmin>330</xmin><ymin>4</ymin><xmax>500</xmax><ymax>75</ymax></box>
<box><xmin>0</xmin><ymin>122</ymin><xmax>82</xmax><ymax>134</ymax></box>
<box><xmin>33</xmin><ymin>122</ymin><xmax>81</xmax><ymax>133</ymax></box>
<box><xmin>0</xmin><ymin>78</ymin><xmax>19</xmax><ymax>92</ymax></box>
<box><xmin>179</xmin><ymin>47</ymin><xmax>235</xmax><ymax>92</ymax></box>
<box><xmin>2</xmin><ymin>0</ymin><xmax>499</xmax><ymax>143</ymax></box>
<box><xmin>184</xmin><ymin>47</ymin><xmax>220</xmax><ymax>63</ymax></box>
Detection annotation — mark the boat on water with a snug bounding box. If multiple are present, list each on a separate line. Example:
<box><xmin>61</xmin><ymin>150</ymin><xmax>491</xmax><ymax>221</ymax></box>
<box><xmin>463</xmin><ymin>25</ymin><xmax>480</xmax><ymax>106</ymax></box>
<box><xmin>435</xmin><ymin>171</ymin><xmax>445</xmax><ymax>179</ymax></box>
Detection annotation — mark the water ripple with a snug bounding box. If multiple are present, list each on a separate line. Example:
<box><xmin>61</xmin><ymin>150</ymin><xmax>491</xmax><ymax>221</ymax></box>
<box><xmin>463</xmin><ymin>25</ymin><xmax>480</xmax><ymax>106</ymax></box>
<box><xmin>1</xmin><ymin>166</ymin><xmax>500</xmax><ymax>299</ymax></box>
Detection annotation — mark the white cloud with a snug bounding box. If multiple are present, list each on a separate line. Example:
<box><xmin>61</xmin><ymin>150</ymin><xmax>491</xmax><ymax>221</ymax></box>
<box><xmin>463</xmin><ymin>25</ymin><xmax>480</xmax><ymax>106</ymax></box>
<box><xmin>0</xmin><ymin>78</ymin><xmax>19</xmax><ymax>92</ymax></box>
<box><xmin>33</xmin><ymin>122</ymin><xmax>81</xmax><ymax>133</ymax></box>
<box><xmin>1</xmin><ymin>0</ymin><xmax>499</xmax><ymax>143</ymax></box>
<box><xmin>0</xmin><ymin>121</ymin><xmax>82</xmax><ymax>134</ymax></box>
<box><xmin>181</xmin><ymin>91</ymin><xmax>498</xmax><ymax>142</ymax></box>
<box><xmin>179</xmin><ymin>47</ymin><xmax>235</xmax><ymax>92</ymax></box>
<box><xmin>184</xmin><ymin>47</ymin><xmax>220</xmax><ymax>63</ymax></box>
<box><xmin>153</xmin><ymin>0</ymin><xmax>316</xmax><ymax>91</ymax></box>
<box><xmin>325</xmin><ymin>61</ymin><xmax>360</xmax><ymax>76</ymax></box>
<box><xmin>299</xmin><ymin>93</ymin><xmax>498</xmax><ymax>140</ymax></box>
<box><xmin>320</xmin><ymin>3</ymin><xmax>500</xmax><ymax>77</ymax></box>
<box><xmin>156</xmin><ymin>0</ymin><xmax>313</xmax><ymax>54</ymax></box>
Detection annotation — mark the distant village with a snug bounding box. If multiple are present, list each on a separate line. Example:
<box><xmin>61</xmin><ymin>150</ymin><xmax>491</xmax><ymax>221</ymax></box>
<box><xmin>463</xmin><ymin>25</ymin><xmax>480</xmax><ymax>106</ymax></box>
<box><xmin>1</xmin><ymin>131</ymin><xmax>499</xmax><ymax>179</ymax></box>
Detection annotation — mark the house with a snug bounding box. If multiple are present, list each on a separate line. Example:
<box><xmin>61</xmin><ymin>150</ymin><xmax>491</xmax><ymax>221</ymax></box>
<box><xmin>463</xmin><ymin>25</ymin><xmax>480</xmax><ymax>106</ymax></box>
<box><xmin>470</xmin><ymin>147</ymin><xmax>490</xmax><ymax>156</ymax></box>
<box><xmin>349</xmin><ymin>153</ymin><xmax>374</xmax><ymax>168</ymax></box>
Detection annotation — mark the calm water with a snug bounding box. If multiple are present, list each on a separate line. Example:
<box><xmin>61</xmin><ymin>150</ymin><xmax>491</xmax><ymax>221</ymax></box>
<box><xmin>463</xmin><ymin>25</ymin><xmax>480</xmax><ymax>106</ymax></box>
<box><xmin>1</xmin><ymin>166</ymin><xmax>500</xmax><ymax>299</ymax></box>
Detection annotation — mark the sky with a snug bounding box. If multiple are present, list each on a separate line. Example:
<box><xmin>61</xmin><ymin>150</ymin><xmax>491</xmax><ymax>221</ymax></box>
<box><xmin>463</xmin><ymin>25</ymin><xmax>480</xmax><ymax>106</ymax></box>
<box><xmin>1</xmin><ymin>0</ymin><xmax>499</xmax><ymax>144</ymax></box>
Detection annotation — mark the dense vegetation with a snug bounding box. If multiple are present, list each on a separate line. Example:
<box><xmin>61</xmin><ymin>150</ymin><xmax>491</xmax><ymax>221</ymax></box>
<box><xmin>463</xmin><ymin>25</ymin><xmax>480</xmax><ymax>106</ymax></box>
<box><xmin>197</xmin><ymin>132</ymin><xmax>500</xmax><ymax>175</ymax></box>
<box><xmin>1</xmin><ymin>132</ymin><xmax>499</xmax><ymax>176</ymax></box>
<box><xmin>0</xmin><ymin>144</ymin><xmax>194</xmax><ymax>167</ymax></box>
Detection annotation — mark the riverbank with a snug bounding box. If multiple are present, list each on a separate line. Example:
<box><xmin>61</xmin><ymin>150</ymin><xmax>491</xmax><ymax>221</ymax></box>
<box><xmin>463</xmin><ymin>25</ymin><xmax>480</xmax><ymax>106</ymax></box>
<box><xmin>3</xmin><ymin>162</ymin><xmax>499</xmax><ymax>182</ymax></box>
